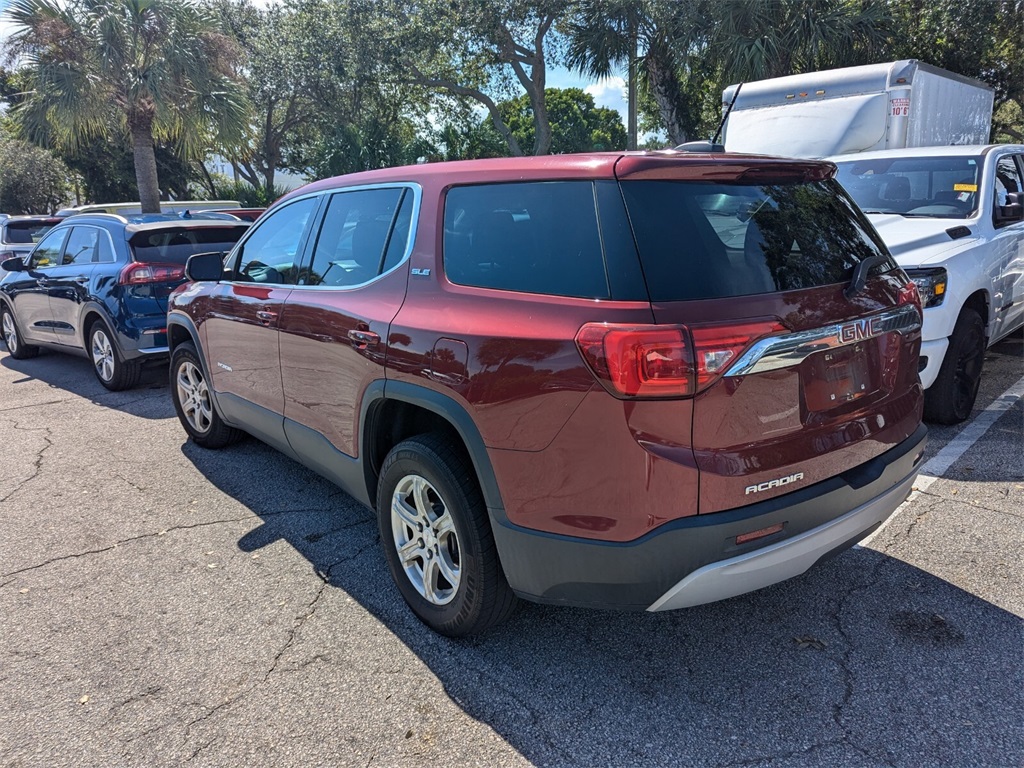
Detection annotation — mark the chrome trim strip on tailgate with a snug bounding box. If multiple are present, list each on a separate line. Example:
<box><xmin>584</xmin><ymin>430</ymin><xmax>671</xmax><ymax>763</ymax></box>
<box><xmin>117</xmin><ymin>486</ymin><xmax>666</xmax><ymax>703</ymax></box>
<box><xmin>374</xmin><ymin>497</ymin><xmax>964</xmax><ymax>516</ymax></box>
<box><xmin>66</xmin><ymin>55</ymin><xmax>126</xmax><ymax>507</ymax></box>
<box><xmin>726</xmin><ymin>304</ymin><xmax>922</xmax><ymax>377</ymax></box>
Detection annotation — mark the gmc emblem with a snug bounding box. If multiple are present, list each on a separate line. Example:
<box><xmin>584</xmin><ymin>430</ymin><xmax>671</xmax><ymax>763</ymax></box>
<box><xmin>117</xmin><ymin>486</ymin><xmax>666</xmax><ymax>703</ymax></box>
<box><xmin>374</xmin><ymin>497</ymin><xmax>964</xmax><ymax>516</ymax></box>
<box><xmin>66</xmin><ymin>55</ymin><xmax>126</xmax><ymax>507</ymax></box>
<box><xmin>839</xmin><ymin>317</ymin><xmax>883</xmax><ymax>344</ymax></box>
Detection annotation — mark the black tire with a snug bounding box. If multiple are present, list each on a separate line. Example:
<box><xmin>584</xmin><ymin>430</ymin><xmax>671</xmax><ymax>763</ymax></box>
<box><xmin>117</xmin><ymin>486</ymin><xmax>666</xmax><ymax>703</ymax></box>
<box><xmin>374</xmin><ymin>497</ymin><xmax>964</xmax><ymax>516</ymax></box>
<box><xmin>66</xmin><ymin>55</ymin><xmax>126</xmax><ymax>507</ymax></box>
<box><xmin>88</xmin><ymin>319</ymin><xmax>141</xmax><ymax>391</ymax></box>
<box><xmin>1</xmin><ymin>304</ymin><xmax>39</xmax><ymax>359</ymax></box>
<box><xmin>924</xmin><ymin>307</ymin><xmax>985</xmax><ymax>425</ymax></box>
<box><xmin>376</xmin><ymin>434</ymin><xmax>517</xmax><ymax>636</ymax></box>
<box><xmin>170</xmin><ymin>342</ymin><xmax>242</xmax><ymax>449</ymax></box>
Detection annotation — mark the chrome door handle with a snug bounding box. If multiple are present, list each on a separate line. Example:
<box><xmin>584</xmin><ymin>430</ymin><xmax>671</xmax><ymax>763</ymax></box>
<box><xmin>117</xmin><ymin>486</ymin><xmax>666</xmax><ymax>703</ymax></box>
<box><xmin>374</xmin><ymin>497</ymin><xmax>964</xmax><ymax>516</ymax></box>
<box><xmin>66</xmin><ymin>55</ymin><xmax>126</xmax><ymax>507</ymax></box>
<box><xmin>74</xmin><ymin>276</ymin><xmax>89</xmax><ymax>284</ymax></box>
<box><xmin>347</xmin><ymin>329</ymin><xmax>380</xmax><ymax>347</ymax></box>
<box><xmin>255</xmin><ymin>310</ymin><xmax>277</xmax><ymax>325</ymax></box>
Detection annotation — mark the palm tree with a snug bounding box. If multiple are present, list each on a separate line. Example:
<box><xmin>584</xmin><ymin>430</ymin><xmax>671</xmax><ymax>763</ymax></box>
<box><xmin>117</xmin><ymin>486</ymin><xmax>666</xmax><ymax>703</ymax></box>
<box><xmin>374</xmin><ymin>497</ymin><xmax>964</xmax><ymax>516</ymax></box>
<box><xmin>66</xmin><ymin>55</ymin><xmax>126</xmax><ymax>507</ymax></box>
<box><xmin>6</xmin><ymin>0</ymin><xmax>246</xmax><ymax>213</ymax></box>
<box><xmin>565</xmin><ymin>0</ymin><xmax>710</xmax><ymax>146</ymax></box>
<box><xmin>711</xmin><ymin>0</ymin><xmax>890</xmax><ymax>83</ymax></box>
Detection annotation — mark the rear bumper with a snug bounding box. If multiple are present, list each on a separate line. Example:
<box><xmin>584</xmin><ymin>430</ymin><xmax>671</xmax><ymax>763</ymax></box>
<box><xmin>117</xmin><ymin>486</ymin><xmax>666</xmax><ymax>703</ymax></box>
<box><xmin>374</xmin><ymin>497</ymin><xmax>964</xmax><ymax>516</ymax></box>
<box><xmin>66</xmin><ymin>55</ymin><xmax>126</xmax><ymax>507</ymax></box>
<box><xmin>490</xmin><ymin>423</ymin><xmax>927</xmax><ymax>610</ymax></box>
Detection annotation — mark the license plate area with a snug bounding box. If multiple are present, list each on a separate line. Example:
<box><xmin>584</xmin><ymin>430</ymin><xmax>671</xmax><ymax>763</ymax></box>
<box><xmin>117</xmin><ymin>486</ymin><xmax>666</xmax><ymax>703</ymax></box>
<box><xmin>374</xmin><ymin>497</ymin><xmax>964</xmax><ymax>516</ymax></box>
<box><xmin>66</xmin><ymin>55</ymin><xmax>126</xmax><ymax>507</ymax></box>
<box><xmin>802</xmin><ymin>341</ymin><xmax>881</xmax><ymax>414</ymax></box>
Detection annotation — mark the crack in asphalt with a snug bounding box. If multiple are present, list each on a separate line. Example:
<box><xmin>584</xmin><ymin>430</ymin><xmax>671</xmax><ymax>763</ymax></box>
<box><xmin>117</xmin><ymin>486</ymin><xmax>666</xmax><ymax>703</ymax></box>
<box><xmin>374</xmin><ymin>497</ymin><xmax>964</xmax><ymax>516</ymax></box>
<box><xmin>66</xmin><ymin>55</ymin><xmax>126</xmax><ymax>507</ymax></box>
<box><xmin>902</xmin><ymin>504</ymin><xmax>933</xmax><ymax>541</ymax></box>
<box><xmin>177</xmin><ymin>540</ymin><xmax>379</xmax><ymax>754</ymax></box>
<box><xmin>0</xmin><ymin>421</ymin><xmax>53</xmax><ymax>504</ymax></box>
<box><xmin>0</xmin><ymin>514</ymin><xmax>290</xmax><ymax>581</ymax></box>
<box><xmin>0</xmin><ymin>398</ymin><xmax>68</xmax><ymax>413</ymax></box>
<box><xmin>717</xmin><ymin>739</ymin><xmax>848</xmax><ymax>767</ymax></box>
<box><xmin>183</xmin><ymin>696</ymin><xmax>242</xmax><ymax>754</ymax></box>
<box><xmin>0</xmin><ymin>506</ymin><xmax>363</xmax><ymax>584</ymax></box>
<box><xmin>827</xmin><ymin>554</ymin><xmax>898</xmax><ymax>768</ymax></box>
<box><xmin>876</xmin><ymin>489</ymin><xmax>1024</xmax><ymax>548</ymax></box>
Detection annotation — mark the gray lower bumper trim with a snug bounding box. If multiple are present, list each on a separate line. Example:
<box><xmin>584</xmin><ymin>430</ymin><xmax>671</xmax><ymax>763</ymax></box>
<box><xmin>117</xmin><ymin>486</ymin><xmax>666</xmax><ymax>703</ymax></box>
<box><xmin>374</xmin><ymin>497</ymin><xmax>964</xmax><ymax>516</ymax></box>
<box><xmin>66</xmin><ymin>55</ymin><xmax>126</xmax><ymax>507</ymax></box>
<box><xmin>647</xmin><ymin>468</ymin><xmax>917</xmax><ymax>612</ymax></box>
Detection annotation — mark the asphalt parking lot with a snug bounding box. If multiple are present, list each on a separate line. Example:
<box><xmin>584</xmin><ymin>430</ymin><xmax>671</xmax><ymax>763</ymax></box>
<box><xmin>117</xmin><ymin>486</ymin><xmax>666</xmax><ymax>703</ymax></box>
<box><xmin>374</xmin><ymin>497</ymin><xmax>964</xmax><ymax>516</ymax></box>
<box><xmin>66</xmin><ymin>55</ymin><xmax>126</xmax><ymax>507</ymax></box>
<box><xmin>1</xmin><ymin>332</ymin><xmax>1021</xmax><ymax>768</ymax></box>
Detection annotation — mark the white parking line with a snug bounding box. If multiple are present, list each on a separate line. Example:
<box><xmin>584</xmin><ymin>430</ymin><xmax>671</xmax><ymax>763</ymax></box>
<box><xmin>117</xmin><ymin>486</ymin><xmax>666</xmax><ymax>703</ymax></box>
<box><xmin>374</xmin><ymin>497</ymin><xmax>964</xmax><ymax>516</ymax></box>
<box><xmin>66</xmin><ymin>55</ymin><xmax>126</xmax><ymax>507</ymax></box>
<box><xmin>858</xmin><ymin>373</ymin><xmax>1024</xmax><ymax>548</ymax></box>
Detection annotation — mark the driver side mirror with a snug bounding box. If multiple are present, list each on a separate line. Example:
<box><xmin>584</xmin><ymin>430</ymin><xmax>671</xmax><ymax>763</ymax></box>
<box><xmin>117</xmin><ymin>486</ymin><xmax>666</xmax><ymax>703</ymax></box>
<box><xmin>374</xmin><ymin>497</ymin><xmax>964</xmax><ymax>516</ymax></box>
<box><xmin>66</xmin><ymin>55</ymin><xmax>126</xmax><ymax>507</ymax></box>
<box><xmin>996</xmin><ymin>191</ymin><xmax>1024</xmax><ymax>224</ymax></box>
<box><xmin>1</xmin><ymin>257</ymin><xmax>25</xmax><ymax>272</ymax></box>
<box><xmin>185</xmin><ymin>251</ymin><xmax>227</xmax><ymax>282</ymax></box>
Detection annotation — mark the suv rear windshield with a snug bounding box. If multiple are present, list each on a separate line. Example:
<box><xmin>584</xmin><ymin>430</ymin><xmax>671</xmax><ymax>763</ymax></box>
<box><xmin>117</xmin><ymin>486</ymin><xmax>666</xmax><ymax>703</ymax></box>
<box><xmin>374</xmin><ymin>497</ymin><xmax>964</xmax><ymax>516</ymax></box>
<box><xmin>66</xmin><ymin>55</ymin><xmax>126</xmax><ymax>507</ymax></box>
<box><xmin>3</xmin><ymin>221</ymin><xmax>55</xmax><ymax>244</ymax></box>
<box><xmin>620</xmin><ymin>179</ymin><xmax>894</xmax><ymax>301</ymax></box>
<box><xmin>129</xmin><ymin>226</ymin><xmax>248</xmax><ymax>264</ymax></box>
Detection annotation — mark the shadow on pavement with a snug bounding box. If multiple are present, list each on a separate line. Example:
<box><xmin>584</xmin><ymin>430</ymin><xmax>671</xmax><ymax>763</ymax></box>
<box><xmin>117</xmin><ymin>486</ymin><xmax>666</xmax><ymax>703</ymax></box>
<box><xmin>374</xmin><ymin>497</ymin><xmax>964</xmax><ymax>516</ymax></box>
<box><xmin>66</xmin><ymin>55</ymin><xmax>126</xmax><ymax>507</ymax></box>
<box><xmin>1</xmin><ymin>347</ymin><xmax>172</xmax><ymax>419</ymax></box>
<box><xmin>182</xmin><ymin>437</ymin><xmax>1023</xmax><ymax>767</ymax></box>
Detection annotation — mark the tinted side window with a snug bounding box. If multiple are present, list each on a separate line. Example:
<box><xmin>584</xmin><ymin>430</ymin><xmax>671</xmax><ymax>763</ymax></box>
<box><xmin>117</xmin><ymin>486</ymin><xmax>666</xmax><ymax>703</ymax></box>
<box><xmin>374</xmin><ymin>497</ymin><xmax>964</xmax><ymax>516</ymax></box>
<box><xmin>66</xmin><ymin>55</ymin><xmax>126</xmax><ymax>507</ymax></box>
<box><xmin>444</xmin><ymin>182</ymin><xmax>608</xmax><ymax>299</ymax></box>
<box><xmin>620</xmin><ymin>179</ymin><xmax>894</xmax><ymax>301</ymax></box>
<box><xmin>235</xmin><ymin>198</ymin><xmax>318</xmax><ymax>284</ymax></box>
<box><xmin>382</xmin><ymin>192</ymin><xmax>414</xmax><ymax>274</ymax></box>
<box><xmin>994</xmin><ymin>156</ymin><xmax>1022</xmax><ymax>227</ymax></box>
<box><xmin>28</xmin><ymin>228</ymin><xmax>69</xmax><ymax>269</ymax></box>
<box><xmin>302</xmin><ymin>188</ymin><xmax>406</xmax><ymax>287</ymax></box>
<box><xmin>63</xmin><ymin>227</ymin><xmax>100</xmax><ymax>264</ymax></box>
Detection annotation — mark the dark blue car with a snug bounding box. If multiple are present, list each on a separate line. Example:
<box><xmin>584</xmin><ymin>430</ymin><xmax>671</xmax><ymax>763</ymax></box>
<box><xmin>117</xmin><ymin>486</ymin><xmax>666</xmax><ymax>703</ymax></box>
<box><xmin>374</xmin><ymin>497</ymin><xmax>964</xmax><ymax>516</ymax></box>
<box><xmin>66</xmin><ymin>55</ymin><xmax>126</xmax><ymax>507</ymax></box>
<box><xmin>0</xmin><ymin>214</ymin><xmax>249</xmax><ymax>390</ymax></box>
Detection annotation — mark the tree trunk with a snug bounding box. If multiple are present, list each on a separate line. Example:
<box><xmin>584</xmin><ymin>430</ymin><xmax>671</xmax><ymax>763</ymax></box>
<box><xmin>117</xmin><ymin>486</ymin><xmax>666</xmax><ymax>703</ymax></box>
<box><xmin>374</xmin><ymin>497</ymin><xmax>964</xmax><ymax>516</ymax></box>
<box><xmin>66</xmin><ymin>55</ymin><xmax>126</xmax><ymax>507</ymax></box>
<box><xmin>130</xmin><ymin>120</ymin><xmax>161</xmax><ymax>213</ymax></box>
<box><xmin>647</xmin><ymin>51</ymin><xmax>688</xmax><ymax>146</ymax></box>
<box><xmin>197</xmin><ymin>161</ymin><xmax>218</xmax><ymax>197</ymax></box>
<box><xmin>264</xmin><ymin>166</ymin><xmax>276</xmax><ymax>201</ymax></box>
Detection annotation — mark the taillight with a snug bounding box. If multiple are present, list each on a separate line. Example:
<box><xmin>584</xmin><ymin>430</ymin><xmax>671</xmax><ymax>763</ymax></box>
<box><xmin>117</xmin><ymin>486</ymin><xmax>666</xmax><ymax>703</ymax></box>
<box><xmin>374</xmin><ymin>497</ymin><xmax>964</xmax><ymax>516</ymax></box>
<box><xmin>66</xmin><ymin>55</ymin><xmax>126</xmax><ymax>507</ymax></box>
<box><xmin>575</xmin><ymin>320</ymin><xmax>785</xmax><ymax>399</ymax></box>
<box><xmin>118</xmin><ymin>262</ymin><xmax>186</xmax><ymax>285</ymax></box>
<box><xmin>576</xmin><ymin>325</ymin><xmax>694</xmax><ymax>397</ymax></box>
<box><xmin>691</xmin><ymin>320</ymin><xmax>786</xmax><ymax>390</ymax></box>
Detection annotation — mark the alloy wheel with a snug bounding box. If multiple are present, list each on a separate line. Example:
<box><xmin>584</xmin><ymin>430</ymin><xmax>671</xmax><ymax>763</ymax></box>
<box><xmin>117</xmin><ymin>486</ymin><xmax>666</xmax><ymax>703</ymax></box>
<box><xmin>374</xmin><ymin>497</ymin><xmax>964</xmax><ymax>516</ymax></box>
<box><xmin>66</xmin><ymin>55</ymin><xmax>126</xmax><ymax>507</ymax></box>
<box><xmin>2</xmin><ymin>312</ymin><xmax>18</xmax><ymax>354</ymax></box>
<box><xmin>176</xmin><ymin>361</ymin><xmax>213</xmax><ymax>434</ymax></box>
<box><xmin>390</xmin><ymin>474</ymin><xmax>461</xmax><ymax>606</ymax></box>
<box><xmin>90</xmin><ymin>328</ymin><xmax>115</xmax><ymax>382</ymax></box>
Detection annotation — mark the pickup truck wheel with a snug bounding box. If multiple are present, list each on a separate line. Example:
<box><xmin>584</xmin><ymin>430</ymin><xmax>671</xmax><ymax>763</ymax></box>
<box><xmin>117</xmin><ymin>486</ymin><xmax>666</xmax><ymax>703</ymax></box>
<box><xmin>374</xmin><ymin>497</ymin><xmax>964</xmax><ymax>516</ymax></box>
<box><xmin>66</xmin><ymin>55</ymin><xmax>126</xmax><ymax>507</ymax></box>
<box><xmin>924</xmin><ymin>307</ymin><xmax>985</xmax><ymax>425</ymax></box>
<box><xmin>89</xmin><ymin>320</ymin><xmax>141</xmax><ymax>390</ymax></box>
<box><xmin>170</xmin><ymin>342</ymin><xmax>241</xmax><ymax>448</ymax></box>
<box><xmin>377</xmin><ymin>434</ymin><xmax>517</xmax><ymax>636</ymax></box>
<box><xmin>1</xmin><ymin>305</ymin><xmax>39</xmax><ymax>359</ymax></box>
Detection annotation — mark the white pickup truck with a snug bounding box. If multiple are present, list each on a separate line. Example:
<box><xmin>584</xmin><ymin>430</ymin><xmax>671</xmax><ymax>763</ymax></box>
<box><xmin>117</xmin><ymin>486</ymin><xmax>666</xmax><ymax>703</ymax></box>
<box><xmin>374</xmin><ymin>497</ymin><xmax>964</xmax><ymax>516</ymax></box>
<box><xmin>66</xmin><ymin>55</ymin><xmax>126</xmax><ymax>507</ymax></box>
<box><xmin>831</xmin><ymin>145</ymin><xmax>1024</xmax><ymax>423</ymax></box>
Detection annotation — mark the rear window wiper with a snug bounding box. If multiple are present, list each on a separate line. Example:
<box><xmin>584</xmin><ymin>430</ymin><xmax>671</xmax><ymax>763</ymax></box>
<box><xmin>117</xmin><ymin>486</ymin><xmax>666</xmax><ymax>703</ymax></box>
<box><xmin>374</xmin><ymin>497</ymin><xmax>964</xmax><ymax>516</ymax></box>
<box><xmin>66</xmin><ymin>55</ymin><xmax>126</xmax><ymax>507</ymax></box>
<box><xmin>845</xmin><ymin>254</ymin><xmax>892</xmax><ymax>299</ymax></box>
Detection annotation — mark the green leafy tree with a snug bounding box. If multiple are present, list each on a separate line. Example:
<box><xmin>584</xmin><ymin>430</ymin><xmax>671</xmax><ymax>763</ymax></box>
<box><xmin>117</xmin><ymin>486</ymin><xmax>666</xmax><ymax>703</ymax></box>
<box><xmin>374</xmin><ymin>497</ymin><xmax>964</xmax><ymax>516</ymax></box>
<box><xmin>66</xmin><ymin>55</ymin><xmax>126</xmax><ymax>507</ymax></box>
<box><xmin>213</xmin><ymin>0</ymin><xmax>341</xmax><ymax>195</ymax></box>
<box><xmin>58</xmin><ymin>136</ymin><xmax>195</xmax><ymax>203</ymax></box>
<box><xmin>709</xmin><ymin>0</ymin><xmax>889</xmax><ymax>83</ymax></box>
<box><xmin>884</xmin><ymin>0</ymin><xmax>1021</xmax><ymax>142</ymax></box>
<box><xmin>5</xmin><ymin>0</ymin><xmax>246</xmax><ymax>212</ymax></box>
<box><xmin>376</xmin><ymin>0</ymin><xmax>568</xmax><ymax>156</ymax></box>
<box><xmin>0</xmin><ymin>138</ymin><xmax>70</xmax><ymax>213</ymax></box>
<box><xmin>565</xmin><ymin>0</ymin><xmax>713</xmax><ymax>145</ymax></box>
<box><xmin>498</xmin><ymin>87</ymin><xmax>627</xmax><ymax>153</ymax></box>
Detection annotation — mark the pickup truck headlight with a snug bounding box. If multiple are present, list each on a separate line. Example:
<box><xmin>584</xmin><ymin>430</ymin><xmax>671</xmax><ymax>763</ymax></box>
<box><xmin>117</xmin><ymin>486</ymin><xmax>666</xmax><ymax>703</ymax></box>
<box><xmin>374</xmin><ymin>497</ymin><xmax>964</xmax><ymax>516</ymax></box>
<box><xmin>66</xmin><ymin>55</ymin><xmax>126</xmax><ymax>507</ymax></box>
<box><xmin>906</xmin><ymin>268</ymin><xmax>947</xmax><ymax>308</ymax></box>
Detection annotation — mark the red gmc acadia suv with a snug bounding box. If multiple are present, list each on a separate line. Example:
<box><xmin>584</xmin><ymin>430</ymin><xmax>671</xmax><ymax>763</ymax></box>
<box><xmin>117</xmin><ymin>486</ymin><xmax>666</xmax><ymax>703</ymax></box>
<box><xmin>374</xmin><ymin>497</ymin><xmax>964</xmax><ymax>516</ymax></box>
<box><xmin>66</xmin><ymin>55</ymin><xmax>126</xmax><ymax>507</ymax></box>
<box><xmin>168</xmin><ymin>151</ymin><xmax>927</xmax><ymax>636</ymax></box>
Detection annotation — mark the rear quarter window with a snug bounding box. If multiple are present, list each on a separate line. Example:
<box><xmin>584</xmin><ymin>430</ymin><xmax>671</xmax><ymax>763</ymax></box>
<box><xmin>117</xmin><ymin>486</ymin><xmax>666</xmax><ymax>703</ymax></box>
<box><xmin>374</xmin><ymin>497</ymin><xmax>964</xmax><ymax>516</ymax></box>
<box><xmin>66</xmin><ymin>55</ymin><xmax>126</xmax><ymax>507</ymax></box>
<box><xmin>443</xmin><ymin>181</ymin><xmax>609</xmax><ymax>299</ymax></box>
<box><xmin>620</xmin><ymin>179</ymin><xmax>895</xmax><ymax>301</ymax></box>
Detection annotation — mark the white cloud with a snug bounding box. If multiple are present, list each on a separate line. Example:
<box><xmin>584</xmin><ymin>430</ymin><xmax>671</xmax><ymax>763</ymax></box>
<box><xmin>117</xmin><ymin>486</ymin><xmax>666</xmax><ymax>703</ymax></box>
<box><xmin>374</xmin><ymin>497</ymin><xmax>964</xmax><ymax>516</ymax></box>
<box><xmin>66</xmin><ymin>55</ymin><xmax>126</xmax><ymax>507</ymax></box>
<box><xmin>585</xmin><ymin>76</ymin><xmax>628</xmax><ymax>126</ymax></box>
<box><xmin>585</xmin><ymin>76</ymin><xmax>627</xmax><ymax>103</ymax></box>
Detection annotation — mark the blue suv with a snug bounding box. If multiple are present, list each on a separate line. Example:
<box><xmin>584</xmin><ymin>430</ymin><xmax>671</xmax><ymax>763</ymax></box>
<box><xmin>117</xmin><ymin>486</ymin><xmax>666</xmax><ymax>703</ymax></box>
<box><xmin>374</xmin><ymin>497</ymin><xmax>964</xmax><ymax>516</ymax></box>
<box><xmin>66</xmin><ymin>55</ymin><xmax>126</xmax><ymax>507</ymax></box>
<box><xmin>0</xmin><ymin>214</ymin><xmax>249</xmax><ymax>390</ymax></box>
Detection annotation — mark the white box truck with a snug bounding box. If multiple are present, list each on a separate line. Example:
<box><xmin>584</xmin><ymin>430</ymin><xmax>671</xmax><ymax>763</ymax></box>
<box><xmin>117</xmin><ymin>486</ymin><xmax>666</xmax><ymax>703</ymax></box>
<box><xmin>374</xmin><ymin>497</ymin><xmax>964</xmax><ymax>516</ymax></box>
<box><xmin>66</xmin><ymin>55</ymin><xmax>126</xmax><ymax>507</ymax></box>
<box><xmin>720</xmin><ymin>60</ymin><xmax>993</xmax><ymax>158</ymax></box>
